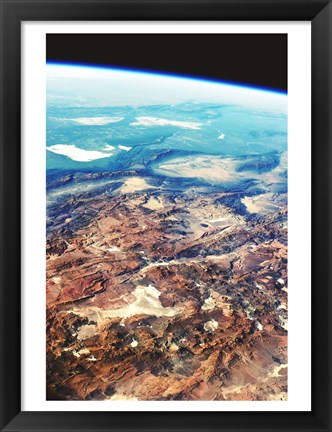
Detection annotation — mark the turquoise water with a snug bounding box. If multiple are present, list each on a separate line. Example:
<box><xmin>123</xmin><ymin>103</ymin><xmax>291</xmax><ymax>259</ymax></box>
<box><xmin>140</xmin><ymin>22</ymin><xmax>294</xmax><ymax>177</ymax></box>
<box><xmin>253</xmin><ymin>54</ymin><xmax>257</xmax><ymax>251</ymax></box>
<box><xmin>46</xmin><ymin>65</ymin><xmax>287</xmax><ymax>180</ymax></box>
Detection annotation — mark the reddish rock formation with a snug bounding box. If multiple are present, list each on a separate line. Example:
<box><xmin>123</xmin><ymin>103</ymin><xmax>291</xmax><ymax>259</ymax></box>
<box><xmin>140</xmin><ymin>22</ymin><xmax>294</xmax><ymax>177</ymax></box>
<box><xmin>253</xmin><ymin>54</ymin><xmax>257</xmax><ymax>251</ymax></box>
<box><xmin>46</xmin><ymin>174</ymin><xmax>287</xmax><ymax>401</ymax></box>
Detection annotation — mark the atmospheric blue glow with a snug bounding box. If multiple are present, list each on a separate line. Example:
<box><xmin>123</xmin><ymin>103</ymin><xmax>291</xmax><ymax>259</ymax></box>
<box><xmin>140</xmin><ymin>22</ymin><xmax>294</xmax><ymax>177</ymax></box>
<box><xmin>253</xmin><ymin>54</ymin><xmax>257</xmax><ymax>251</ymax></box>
<box><xmin>46</xmin><ymin>61</ymin><xmax>287</xmax><ymax>96</ymax></box>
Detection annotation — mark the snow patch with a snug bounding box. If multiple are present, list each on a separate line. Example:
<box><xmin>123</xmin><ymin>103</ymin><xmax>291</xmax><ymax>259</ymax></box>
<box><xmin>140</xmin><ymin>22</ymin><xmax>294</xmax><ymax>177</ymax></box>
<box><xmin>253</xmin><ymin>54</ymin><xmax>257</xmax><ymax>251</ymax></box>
<box><xmin>204</xmin><ymin>319</ymin><xmax>218</xmax><ymax>332</ymax></box>
<box><xmin>255</xmin><ymin>321</ymin><xmax>263</xmax><ymax>331</ymax></box>
<box><xmin>87</xmin><ymin>355</ymin><xmax>97</xmax><ymax>362</ymax></box>
<box><xmin>201</xmin><ymin>296</ymin><xmax>216</xmax><ymax>311</ymax></box>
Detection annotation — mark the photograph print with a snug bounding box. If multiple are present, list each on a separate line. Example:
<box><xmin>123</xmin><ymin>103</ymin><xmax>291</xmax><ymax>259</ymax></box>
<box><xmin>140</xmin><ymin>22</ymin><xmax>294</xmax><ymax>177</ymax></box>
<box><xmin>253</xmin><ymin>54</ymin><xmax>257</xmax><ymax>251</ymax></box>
<box><xmin>46</xmin><ymin>34</ymin><xmax>288</xmax><ymax>402</ymax></box>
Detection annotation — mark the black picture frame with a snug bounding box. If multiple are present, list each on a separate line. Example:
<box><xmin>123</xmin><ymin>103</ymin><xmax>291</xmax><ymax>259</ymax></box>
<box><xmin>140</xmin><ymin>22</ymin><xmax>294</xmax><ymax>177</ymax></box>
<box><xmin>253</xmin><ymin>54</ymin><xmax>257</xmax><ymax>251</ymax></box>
<box><xmin>0</xmin><ymin>1</ymin><xmax>331</xmax><ymax>431</ymax></box>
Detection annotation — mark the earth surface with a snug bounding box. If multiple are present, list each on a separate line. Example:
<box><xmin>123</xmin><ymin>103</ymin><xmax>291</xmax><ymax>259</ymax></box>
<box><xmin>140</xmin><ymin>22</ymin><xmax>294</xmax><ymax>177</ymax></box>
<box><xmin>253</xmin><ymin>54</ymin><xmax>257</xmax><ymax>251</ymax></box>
<box><xmin>46</xmin><ymin>65</ymin><xmax>288</xmax><ymax>401</ymax></box>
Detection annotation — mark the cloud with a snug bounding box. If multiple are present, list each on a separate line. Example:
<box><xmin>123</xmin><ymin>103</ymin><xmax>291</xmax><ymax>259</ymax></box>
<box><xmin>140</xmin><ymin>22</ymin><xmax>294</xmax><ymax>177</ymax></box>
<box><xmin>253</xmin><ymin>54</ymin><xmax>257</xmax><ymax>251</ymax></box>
<box><xmin>118</xmin><ymin>145</ymin><xmax>132</xmax><ymax>152</ymax></box>
<box><xmin>70</xmin><ymin>117</ymin><xmax>123</xmax><ymax>125</ymax></box>
<box><xmin>47</xmin><ymin>144</ymin><xmax>113</xmax><ymax>162</ymax></box>
<box><xmin>130</xmin><ymin>116</ymin><xmax>202</xmax><ymax>130</ymax></box>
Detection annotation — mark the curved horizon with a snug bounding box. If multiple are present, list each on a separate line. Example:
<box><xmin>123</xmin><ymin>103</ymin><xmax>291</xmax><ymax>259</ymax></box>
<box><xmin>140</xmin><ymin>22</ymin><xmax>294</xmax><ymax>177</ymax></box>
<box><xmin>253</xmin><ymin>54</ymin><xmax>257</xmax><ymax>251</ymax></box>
<box><xmin>46</xmin><ymin>61</ymin><xmax>287</xmax><ymax>96</ymax></box>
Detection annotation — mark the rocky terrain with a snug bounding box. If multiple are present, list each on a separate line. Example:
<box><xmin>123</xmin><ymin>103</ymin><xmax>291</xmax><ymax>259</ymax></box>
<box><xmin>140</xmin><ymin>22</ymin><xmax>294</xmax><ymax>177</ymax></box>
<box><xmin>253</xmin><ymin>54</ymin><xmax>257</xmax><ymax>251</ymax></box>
<box><xmin>46</xmin><ymin>170</ymin><xmax>287</xmax><ymax>401</ymax></box>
